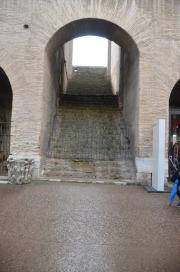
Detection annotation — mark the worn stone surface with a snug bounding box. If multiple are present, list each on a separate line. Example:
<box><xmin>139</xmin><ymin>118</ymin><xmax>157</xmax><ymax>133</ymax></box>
<box><xmin>110</xmin><ymin>42</ymin><xmax>121</xmax><ymax>95</ymax></box>
<box><xmin>66</xmin><ymin>66</ymin><xmax>111</xmax><ymax>95</ymax></box>
<box><xmin>44</xmin><ymin>94</ymin><xmax>135</xmax><ymax>182</ymax></box>
<box><xmin>0</xmin><ymin>182</ymin><xmax>179</xmax><ymax>272</ymax></box>
<box><xmin>7</xmin><ymin>156</ymin><xmax>34</xmax><ymax>184</ymax></box>
<box><xmin>44</xmin><ymin>159</ymin><xmax>135</xmax><ymax>182</ymax></box>
<box><xmin>48</xmin><ymin>98</ymin><xmax>130</xmax><ymax>161</ymax></box>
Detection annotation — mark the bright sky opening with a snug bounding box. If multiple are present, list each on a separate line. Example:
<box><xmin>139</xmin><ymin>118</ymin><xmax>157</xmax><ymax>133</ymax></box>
<box><xmin>72</xmin><ymin>36</ymin><xmax>108</xmax><ymax>67</ymax></box>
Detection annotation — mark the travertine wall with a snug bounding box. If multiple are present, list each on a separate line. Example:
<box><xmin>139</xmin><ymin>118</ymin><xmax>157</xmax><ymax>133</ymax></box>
<box><xmin>64</xmin><ymin>41</ymin><xmax>73</xmax><ymax>81</ymax></box>
<box><xmin>63</xmin><ymin>40</ymin><xmax>73</xmax><ymax>93</ymax></box>
<box><xmin>110</xmin><ymin>42</ymin><xmax>121</xmax><ymax>95</ymax></box>
<box><xmin>123</xmin><ymin>50</ymin><xmax>139</xmax><ymax>162</ymax></box>
<box><xmin>0</xmin><ymin>0</ymin><xmax>179</xmax><ymax>179</ymax></box>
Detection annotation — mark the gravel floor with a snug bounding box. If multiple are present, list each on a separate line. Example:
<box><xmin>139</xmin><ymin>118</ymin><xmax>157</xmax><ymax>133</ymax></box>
<box><xmin>0</xmin><ymin>182</ymin><xmax>179</xmax><ymax>272</ymax></box>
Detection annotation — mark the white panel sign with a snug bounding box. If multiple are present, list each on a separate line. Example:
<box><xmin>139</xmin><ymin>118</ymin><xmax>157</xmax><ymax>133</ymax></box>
<box><xmin>152</xmin><ymin>119</ymin><xmax>165</xmax><ymax>191</ymax></box>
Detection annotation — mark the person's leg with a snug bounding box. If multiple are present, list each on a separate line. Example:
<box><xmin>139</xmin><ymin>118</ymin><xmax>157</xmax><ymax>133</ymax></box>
<box><xmin>176</xmin><ymin>180</ymin><xmax>180</xmax><ymax>207</ymax></box>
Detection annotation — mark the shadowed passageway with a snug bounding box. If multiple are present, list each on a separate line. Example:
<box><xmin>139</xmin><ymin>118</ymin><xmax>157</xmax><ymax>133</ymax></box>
<box><xmin>0</xmin><ymin>183</ymin><xmax>179</xmax><ymax>272</ymax></box>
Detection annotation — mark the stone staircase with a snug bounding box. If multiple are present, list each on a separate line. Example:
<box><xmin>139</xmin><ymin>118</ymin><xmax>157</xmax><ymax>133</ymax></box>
<box><xmin>43</xmin><ymin>66</ymin><xmax>136</xmax><ymax>183</ymax></box>
<box><xmin>43</xmin><ymin>95</ymin><xmax>135</xmax><ymax>183</ymax></box>
<box><xmin>44</xmin><ymin>158</ymin><xmax>135</xmax><ymax>184</ymax></box>
<box><xmin>66</xmin><ymin>66</ymin><xmax>112</xmax><ymax>95</ymax></box>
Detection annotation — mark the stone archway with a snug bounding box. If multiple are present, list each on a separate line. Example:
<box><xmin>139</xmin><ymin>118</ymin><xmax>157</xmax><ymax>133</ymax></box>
<box><xmin>0</xmin><ymin>67</ymin><xmax>13</xmax><ymax>176</ymax></box>
<box><xmin>42</xmin><ymin>18</ymin><xmax>139</xmax><ymax>161</ymax></box>
<box><xmin>169</xmin><ymin>79</ymin><xmax>180</xmax><ymax>180</ymax></box>
<box><xmin>41</xmin><ymin>18</ymin><xmax>139</xmax><ymax>181</ymax></box>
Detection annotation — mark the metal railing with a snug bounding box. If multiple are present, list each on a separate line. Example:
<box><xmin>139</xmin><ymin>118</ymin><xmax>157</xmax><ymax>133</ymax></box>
<box><xmin>168</xmin><ymin>141</ymin><xmax>180</xmax><ymax>181</ymax></box>
<box><xmin>0</xmin><ymin>122</ymin><xmax>11</xmax><ymax>176</ymax></box>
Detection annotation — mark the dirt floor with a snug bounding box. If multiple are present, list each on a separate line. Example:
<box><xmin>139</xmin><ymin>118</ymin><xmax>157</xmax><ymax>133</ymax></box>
<box><xmin>0</xmin><ymin>182</ymin><xmax>179</xmax><ymax>272</ymax></box>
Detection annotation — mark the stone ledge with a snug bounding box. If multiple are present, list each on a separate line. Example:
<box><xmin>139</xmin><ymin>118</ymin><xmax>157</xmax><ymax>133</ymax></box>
<box><xmin>38</xmin><ymin>176</ymin><xmax>133</xmax><ymax>185</ymax></box>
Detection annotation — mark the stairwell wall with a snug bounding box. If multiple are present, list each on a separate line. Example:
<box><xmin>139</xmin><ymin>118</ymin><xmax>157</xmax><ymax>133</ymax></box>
<box><xmin>110</xmin><ymin>42</ymin><xmax>121</xmax><ymax>95</ymax></box>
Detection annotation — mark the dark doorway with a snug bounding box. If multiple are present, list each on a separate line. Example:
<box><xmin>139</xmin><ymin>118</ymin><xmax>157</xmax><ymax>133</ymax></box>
<box><xmin>0</xmin><ymin>67</ymin><xmax>12</xmax><ymax>176</ymax></box>
<box><xmin>169</xmin><ymin>80</ymin><xmax>180</xmax><ymax>180</ymax></box>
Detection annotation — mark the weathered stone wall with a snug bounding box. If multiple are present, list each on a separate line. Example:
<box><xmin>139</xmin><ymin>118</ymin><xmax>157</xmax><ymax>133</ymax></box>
<box><xmin>64</xmin><ymin>41</ymin><xmax>73</xmax><ymax>81</ymax></box>
<box><xmin>0</xmin><ymin>0</ymin><xmax>179</xmax><ymax>180</ymax></box>
<box><xmin>110</xmin><ymin>42</ymin><xmax>121</xmax><ymax>95</ymax></box>
<box><xmin>122</xmin><ymin>49</ymin><xmax>139</xmax><ymax>161</ymax></box>
<box><xmin>63</xmin><ymin>41</ymin><xmax>73</xmax><ymax>93</ymax></box>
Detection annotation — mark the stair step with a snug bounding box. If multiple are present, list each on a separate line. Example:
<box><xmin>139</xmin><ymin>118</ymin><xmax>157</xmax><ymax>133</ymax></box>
<box><xmin>45</xmin><ymin>165</ymin><xmax>134</xmax><ymax>172</ymax></box>
<box><xmin>44</xmin><ymin>158</ymin><xmax>135</xmax><ymax>182</ymax></box>
<box><xmin>45</xmin><ymin>158</ymin><xmax>134</xmax><ymax>168</ymax></box>
<box><xmin>66</xmin><ymin>66</ymin><xmax>112</xmax><ymax>96</ymax></box>
<box><xmin>61</xmin><ymin>95</ymin><xmax>118</xmax><ymax>106</ymax></box>
<box><xmin>44</xmin><ymin>169</ymin><xmax>134</xmax><ymax>178</ymax></box>
<box><xmin>45</xmin><ymin>170</ymin><xmax>95</xmax><ymax>178</ymax></box>
<box><xmin>40</xmin><ymin>176</ymin><xmax>131</xmax><ymax>185</ymax></box>
<box><xmin>43</xmin><ymin>172</ymin><xmax>134</xmax><ymax>182</ymax></box>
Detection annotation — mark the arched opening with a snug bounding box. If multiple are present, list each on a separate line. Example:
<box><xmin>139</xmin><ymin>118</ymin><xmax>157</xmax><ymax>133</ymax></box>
<box><xmin>0</xmin><ymin>67</ymin><xmax>12</xmax><ymax>176</ymax></box>
<box><xmin>42</xmin><ymin>18</ymin><xmax>139</xmax><ymax>179</ymax></box>
<box><xmin>169</xmin><ymin>79</ymin><xmax>180</xmax><ymax>180</ymax></box>
<box><xmin>62</xmin><ymin>35</ymin><xmax>112</xmax><ymax>96</ymax></box>
<box><xmin>72</xmin><ymin>36</ymin><xmax>108</xmax><ymax>67</ymax></box>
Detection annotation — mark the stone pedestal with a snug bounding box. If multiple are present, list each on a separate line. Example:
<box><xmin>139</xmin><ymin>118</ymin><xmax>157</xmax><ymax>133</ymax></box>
<box><xmin>7</xmin><ymin>156</ymin><xmax>34</xmax><ymax>185</ymax></box>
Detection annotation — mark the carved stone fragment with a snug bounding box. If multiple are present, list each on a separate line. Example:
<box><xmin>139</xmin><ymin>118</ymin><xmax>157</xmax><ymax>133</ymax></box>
<box><xmin>7</xmin><ymin>156</ymin><xmax>34</xmax><ymax>184</ymax></box>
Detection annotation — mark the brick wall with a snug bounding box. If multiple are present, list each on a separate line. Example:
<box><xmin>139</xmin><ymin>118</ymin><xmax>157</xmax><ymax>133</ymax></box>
<box><xmin>0</xmin><ymin>0</ymin><xmax>179</xmax><ymax>179</ymax></box>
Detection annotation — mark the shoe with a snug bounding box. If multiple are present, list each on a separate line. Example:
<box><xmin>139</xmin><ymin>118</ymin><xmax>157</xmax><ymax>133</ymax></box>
<box><xmin>176</xmin><ymin>202</ymin><xmax>180</xmax><ymax>208</ymax></box>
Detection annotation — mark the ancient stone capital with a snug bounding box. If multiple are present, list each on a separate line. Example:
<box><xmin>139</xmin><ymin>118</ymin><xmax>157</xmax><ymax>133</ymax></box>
<box><xmin>7</xmin><ymin>156</ymin><xmax>34</xmax><ymax>185</ymax></box>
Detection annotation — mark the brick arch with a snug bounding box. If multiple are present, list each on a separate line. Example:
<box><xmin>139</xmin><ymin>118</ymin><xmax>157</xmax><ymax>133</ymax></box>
<box><xmin>169</xmin><ymin>79</ymin><xmax>180</xmax><ymax>107</ymax></box>
<box><xmin>0</xmin><ymin>57</ymin><xmax>14</xmax><ymax>118</ymax></box>
<box><xmin>40</xmin><ymin>16</ymin><xmax>140</xmax><ymax>161</ymax></box>
<box><xmin>27</xmin><ymin>0</ymin><xmax>170</xmax><ymax>172</ymax></box>
<box><xmin>46</xmin><ymin>18</ymin><xmax>139</xmax><ymax>60</ymax></box>
<box><xmin>0</xmin><ymin>51</ymin><xmax>16</xmax><ymax>93</ymax></box>
<box><xmin>30</xmin><ymin>0</ymin><xmax>153</xmax><ymax>54</ymax></box>
<box><xmin>0</xmin><ymin>66</ymin><xmax>13</xmax><ymax>94</ymax></box>
<box><xmin>168</xmin><ymin>79</ymin><xmax>180</xmax><ymax>179</ymax></box>
<box><xmin>0</xmin><ymin>50</ymin><xmax>23</xmax><ymax>101</ymax></box>
<box><xmin>0</xmin><ymin>50</ymin><xmax>20</xmax><ymax>124</ymax></box>
<box><xmin>0</xmin><ymin>63</ymin><xmax>13</xmax><ymax>176</ymax></box>
<box><xmin>28</xmin><ymin>1</ymin><xmax>155</xmax><ymax>161</ymax></box>
<box><xmin>0</xmin><ymin>64</ymin><xmax>13</xmax><ymax>119</ymax></box>
<box><xmin>0</xmin><ymin>50</ymin><xmax>25</xmax><ymax>155</ymax></box>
